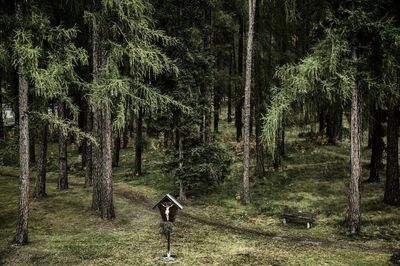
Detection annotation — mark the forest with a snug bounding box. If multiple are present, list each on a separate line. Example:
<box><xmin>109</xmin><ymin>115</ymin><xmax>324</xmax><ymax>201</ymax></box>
<box><xmin>0</xmin><ymin>0</ymin><xmax>400</xmax><ymax>265</ymax></box>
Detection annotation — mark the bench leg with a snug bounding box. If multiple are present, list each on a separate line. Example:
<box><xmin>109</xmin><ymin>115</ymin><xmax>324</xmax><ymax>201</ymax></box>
<box><xmin>307</xmin><ymin>222</ymin><xmax>311</xmax><ymax>229</ymax></box>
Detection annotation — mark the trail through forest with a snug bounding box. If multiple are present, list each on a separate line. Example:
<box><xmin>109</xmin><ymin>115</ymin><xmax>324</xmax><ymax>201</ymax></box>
<box><xmin>115</xmin><ymin>184</ymin><xmax>396</xmax><ymax>255</ymax></box>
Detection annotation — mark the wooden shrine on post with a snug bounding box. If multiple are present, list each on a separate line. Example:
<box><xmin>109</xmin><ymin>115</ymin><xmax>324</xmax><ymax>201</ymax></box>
<box><xmin>153</xmin><ymin>193</ymin><xmax>183</xmax><ymax>222</ymax></box>
<box><xmin>153</xmin><ymin>194</ymin><xmax>183</xmax><ymax>261</ymax></box>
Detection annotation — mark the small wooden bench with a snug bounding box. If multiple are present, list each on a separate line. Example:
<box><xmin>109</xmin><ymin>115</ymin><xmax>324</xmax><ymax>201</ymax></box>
<box><xmin>282</xmin><ymin>208</ymin><xmax>315</xmax><ymax>229</ymax></box>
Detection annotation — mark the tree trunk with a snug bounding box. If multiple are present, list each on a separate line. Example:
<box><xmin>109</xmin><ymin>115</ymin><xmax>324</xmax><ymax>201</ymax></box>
<box><xmin>29</xmin><ymin>129</ymin><xmax>36</xmax><ymax>163</ymax></box>
<box><xmin>58</xmin><ymin>102</ymin><xmax>68</xmax><ymax>190</ymax></box>
<box><xmin>254</xmin><ymin>99</ymin><xmax>264</xmax><ymax>177</ymax></box>
<box><xmin>203</xmin><ymin>6</ymin><xmax>213</xmax><ymax>144</ymax></box>
<box><xmin>273</xmin><ymin>125</ymin><xmax>283</xmax><ymax>170</ymax></box>
<box><xmin>99</xmin><ymin>107</ymin><xmax>115</xmax><ymax>219</ymax></box>
<box><xmin>90</xmin><ymin>1</ymin><xmax>115</xmax><ymax>219</ymax></box>
<box><xmin>337</xmin><ymin>107</ymin><xmax>343</xmax><ymax>140</ymax></box>
<box><xmin>122</xmin><ymin>108</ymin><xmax>129</xmax><ymax>149</ymax></box>
<box><xmin>249</xmin><ymin>100</ymin><xmax>254</xmax><ymax>137</ymax></box>
<box><xmin>113</xmin><ymin>131</ymin><xmax>121</xmax><ymax>167</ymax></box>
<box><xmin>348</xmin><ymin>48</ymin><xmax>362</xmax><ymax>234</ymax></box>
<box><xmin>254</xmin><ymin>0</ymin><xmax>264</xmax><ymax>178</ymax></box>
<box><xmin>0</xmin><ymin>76</ymin><xmax>4</xmax><ymax>140</ymax></box>
<box><xmin>92</xmin><ymin>108</ymin><xmax>101</xmax><ymax>211</ymax></box>
<box><xmin>242</xmin><ymin>0</ymin><xmax>256</xmax><ymax>205</ymax></box>
<box><xmin>177</xmin><ymin>120</ymin><xmax>186</xmax><ymax>201</ymax></box>
<box><xmin>319</xmin><ymin>108</ymin><xmax>325</xmax><ymax>134</ymax></box>
<box><xmin>213</xmin><ymin>87</ymin><xmax>220</xmax><ymax>133</ymax></box>
<box><xmin>85</xmin><ymin>107</ymin><xmax>93</xmax><ymax>187</ymax></box>
<box><xmin>227</xmin><ymin>43</ymin><xmax>233</xmax><ymax>123</ymax></box>
<box><xmin>14</xmin><ymin>0</ymin><xmax>30</xmax><ymax>245</ymax></box>
<box><xmin>135</xmin><ymin>107</ymin><xmax>143</xmax><ymax>176</ymax></box>
<box><xmin>326</xmin><ymin>107</ymin><xmax>337</xmax><ymax>145</ymax></box>
<box><xmin>367</xmin><ymin>108</ymin><xmax>384</xmax><ymax>183</ymax></box>
<box><xmin>81</xmin><ymin>104</ymin><xmax>87</xmax><ymax>170</ymax></box>
<box><xmin>92</xmin><ymin>107</ymin><xmax>115</xmax><ymax>219</ymax></box>
<box><xmin>35</xmin><ymin>123</ymin><xmax>48</xmax><ymax>199</ymax></box>
<box><xmin>384</xmin><ymin>103</ymin><xmax>400</xmax><ymax>205</ymax></box>
<box><xmin>235</xmin><ymin>12</ymin><xmax>244</xmax><ymax>142</ymax></box>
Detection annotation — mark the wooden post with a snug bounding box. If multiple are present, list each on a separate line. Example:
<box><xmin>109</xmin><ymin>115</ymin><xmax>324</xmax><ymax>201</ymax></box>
<box><xmin>167</xmin><ymin>232</ymin><xmax>171</xmax><ymax>258</ymax></box>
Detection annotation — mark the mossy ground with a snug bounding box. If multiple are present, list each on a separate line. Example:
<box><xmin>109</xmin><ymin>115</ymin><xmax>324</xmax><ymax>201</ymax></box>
<box><xmin>0</xmin><ymin>118</ymin><xmax>399</xmax><ymax>265</ymax></box>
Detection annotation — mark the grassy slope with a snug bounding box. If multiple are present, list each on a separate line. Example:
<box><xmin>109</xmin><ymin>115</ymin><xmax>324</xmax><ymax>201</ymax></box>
<box><xmin>0</xmin><ymin>120</ymin><xmax>399</xmax><ymax>265</ymax></box>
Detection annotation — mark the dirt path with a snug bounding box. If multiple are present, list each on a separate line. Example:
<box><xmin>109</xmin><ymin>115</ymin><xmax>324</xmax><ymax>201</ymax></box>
<box><xmin>114</xmin><ymin>186</ymin><xmax>397</xmax><ymax>255</ymax></box>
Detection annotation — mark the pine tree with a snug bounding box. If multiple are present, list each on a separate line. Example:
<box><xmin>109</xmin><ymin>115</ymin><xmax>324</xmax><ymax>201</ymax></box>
<box><xmin>242</xmin><ymin>0</ymin><xmax>256</xmax><ymax>205</ymax></box>
<box><xmin>13</xmin><ymin>0</ymin><xmax>30</xmax><ymax>245</ymax></box>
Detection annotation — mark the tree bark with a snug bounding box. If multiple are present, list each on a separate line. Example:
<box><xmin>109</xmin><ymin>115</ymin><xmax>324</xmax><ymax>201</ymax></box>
<box><xmin>273</xmin><ymin>125</ymin><xmax>284</xmax><ymax>170</ymax></box>
<box><xmin>35</xmin><ymin>123</ymin><xmax>48</xmax><ymax>199</ymax></box>
<box><xmin>254</xmin><ymin>0</ymin><xmax>264</xmax><ymax>178</ymax></box>
<box><xmin>367</xmin><ymin>108</ymin><xmax>384</xmax><ymax>183</ymax></box>
<box><xmin>81</xmin><ymin>104</ymin><xmax>87</xmax><ymax>169</ymax></box>
<box><xmin>113</xmin><ymin>131</ymin><xmax>121</xmax><ymax>167</ymax></box>
<box><xmin>29</xmin><ymin>129</ymin><xmax>36</xmax><ymax>163</ymax></box>
<box><xmin>203</xmin><ymin>6</ymin><xmax>213</xmax><ymax>144</ymax></box>
<box><xmin>14</xmin><ymin>0</ymin><xmax>30</xmax><ymax>245</ymax></box>
<box><xmin>135</xmin><ymin>107</ymin><xmax>143</xmax><ymax>176</ymax></box>
<box><xmin>92</xmin><ymin>108</ymin><xmax>101</xmax><ymax>211</ymax></box>
<box><xmin>177</xmin><ymin>119</ymin><xmax>186</xmax><ymax>201</ymax></box>
<box><xmin>254</xmin><ymin>98</ymin><xmax>264</xmax><ymax>177</ymax></box>
<box><xmin>0</xmin><ymin>76</ymin><xmax>4</xmax><ymax>140</ymax></box>
<box><xmin>213</xmin><ymin>87</ymin><xmax>220</xmax><ymax>133</ymax></box>
<box><xmin>90</xmin><ymin>1</ymin><xmax>115</xmax><ymax>219</ymax></box>
<box><xmin>227</xmin><ymin>42</ymin><xmax>233</xmax><ymax>123</ymax></box>
<box><xmin>92</xmin><ymin>107</ymin><xmax>115</xmax><ymax>219</ymax></box>
<box><xmin>319</xmin><ymin>108</ymin><xmax>326</xmax><ymax>134</ymax></box>
<box><xmin>58</xmin><ymin>102</ymin><xmax>68</xmax><ymax>190</ymax></box>
<box><xmin>122</xmin><ymin>107</ymin><xmax>129</xmax><ymax>149</ymax></box>
<box><xmin>242</xmin><ymin>0</ymin><xmax>256</xmax><ymax>205</ymax></box>
<box><xmin>384</xmin><ymin>103</ymin><xmax>400</xmax><ymax>205</ymax></box>
<box><xmin>85</xmin><ymin>107</ymin><xmax>93</xmax><ymax>187</ymax></box>
<box><xmin>235</xmin><ymin>12</ymin><xmax>244</xmax><ymax>142</ymax></box>
<box><xmin>326</xmin><ymin>107</ymin><xmax>337</xmax><ymax>145</ymax></box>
<box><xmin>99</xmin><ymin>107</ymin><xmax>115</xmax><ymax>219</ymax></box>
<box><xmin>348</xmin><ymin>48</ymin><xmax>362</xmax><ymax>234</ymax></box>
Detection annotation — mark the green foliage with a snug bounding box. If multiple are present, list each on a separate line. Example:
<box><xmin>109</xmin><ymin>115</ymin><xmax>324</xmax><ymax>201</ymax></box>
<box><xmin>85</xmin><ymin>0</ymin><xmax>186</xmax><ymax>133</ymax></box>
<box><xmin>32</xmin><ymin>112</ymin><xmax>97</xmax><ymax>146</ymax></box>
<box><xmin>261</xmin><ymin>29</ymin><xmax>353</xmax><ymax>156</ymax></box>
<box><xmin>0</xmin><ymin>140</ymin><xmax>19</xmax><ymax>166</ymax></box>
<box><xmin>0</xmin><ymin>44</ymin><xmax>7</xmax><ymax>65</ymax></box>
<box><xmin>261</xmin><ymin>0</ymin><xmax>400</xmax><ymax>156</ymax></box>
<box><xmin>159</xmin><ymin>221</ymin><xmax>173</xmax><ymax>237</ymax></box>
<box><xmin>11</xmin><ymin>8</ymin><xmax>89</xmax><ymax>140</ymax></box>
<box><xmin>167</xmin><ymin>140</ymin><xmax>231</xmax><ymax>196</ymax></box>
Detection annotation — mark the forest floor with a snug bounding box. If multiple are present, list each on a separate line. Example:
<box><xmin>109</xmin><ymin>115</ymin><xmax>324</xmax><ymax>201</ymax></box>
<box><xmin>0</xmin><ymin>120</ymin><xmax>400</xmax><ymax>265</ymax></box>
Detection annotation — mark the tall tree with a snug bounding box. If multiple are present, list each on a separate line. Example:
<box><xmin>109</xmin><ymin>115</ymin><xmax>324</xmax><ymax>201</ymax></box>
<box><xmin>134</xmin><ymin>107</ymin><xmax>143</xmax><ymax>176</ymax></box>
<box><xmin>9</xmin><ymin>0</ymin><xmax>88</xmax><ymax>242</ymax></box>
<box><xmin>235</xmin><ymin>10</ymin><xmax>244</xmax><ymax>142</ymax></box>
<box><xmin>367</xmin><ymin>107</ymin><xmax>384</xmax><ymax>182</ymax></box>
<box><xmin>348</xmin><ymin>47</ymin><xmax>362</xmax><ymax>234</ymax></box>
<box><xmin>34</xmin><ymin>122</ymin><xmax>48</xmax><ymax>199</ymax></box>
<box><xmin>58</xmin><ymin>102</ymin><xmax>68</xmax><ymax>190</ymax></box>
<box><xmin>87</xmin><ymin>0</ymin><xmax>179</xmax><ymax>218</ymax></box>
<box><xmin>254</xmin><ymin>0</ymin><xmax>265</xmax><ymax>177</ymax></box>
<box><xmin>89</xmin><ymin>0</ymin><xmax>115</xmax><ymax>219</ymax></box>
<box><xmin>384</xmin><ymin>102</ymin><xmax>400</xmax><ymax>205</ymax></box>
<box><xmin>85</xmin><ymin>107</ymin><xmax>93</xmax><ymax>187</ymax></box>
<box><xmin>242</xmin><ymin>0</ymin><xmax>256</xmax><ymax>205</ymax></box>
<box><xmin>13</xmin><ymin>0</ymin><xmax>30</xmax><ymax>245</ymax></box>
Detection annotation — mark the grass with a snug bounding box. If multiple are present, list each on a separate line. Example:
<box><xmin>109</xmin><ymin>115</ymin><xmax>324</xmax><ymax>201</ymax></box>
<box><xmin>0</xmin><ymin>118</ymin><xmax>399</xmax><ymax>265</ymax></box>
